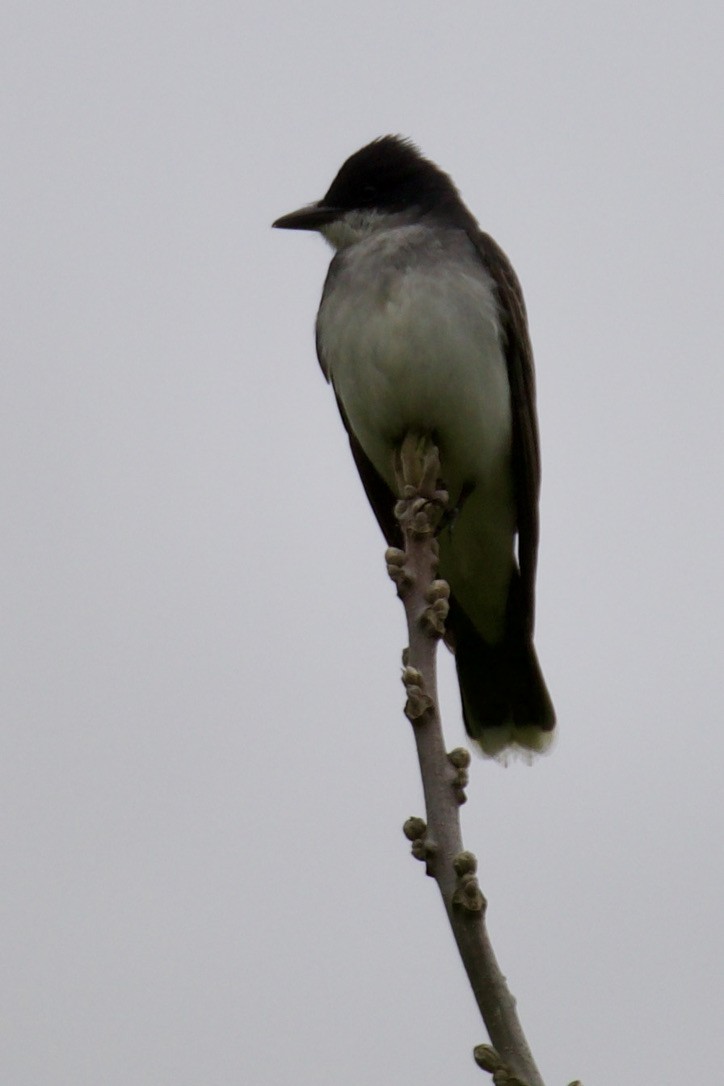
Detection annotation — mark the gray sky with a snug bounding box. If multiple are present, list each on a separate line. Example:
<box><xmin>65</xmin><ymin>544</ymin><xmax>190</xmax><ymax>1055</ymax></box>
<box><xmin>3</xmin><ymin>2</ymin><xmax>723</xmax><ymax>1083</ymax></box>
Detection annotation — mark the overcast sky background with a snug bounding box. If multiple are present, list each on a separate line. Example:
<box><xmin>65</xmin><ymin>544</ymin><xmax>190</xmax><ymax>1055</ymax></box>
<box><xmin>3</xmin><ymin>3</ymin><xmax>724</xmax><ymax>1084</ymax></box>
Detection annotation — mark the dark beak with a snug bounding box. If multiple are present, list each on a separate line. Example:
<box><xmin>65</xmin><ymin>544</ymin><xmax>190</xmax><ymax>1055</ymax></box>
<box><xmin>272</xmin><ymin>202</ymin><xmax>341</xmax><ymax>231</ymax></box>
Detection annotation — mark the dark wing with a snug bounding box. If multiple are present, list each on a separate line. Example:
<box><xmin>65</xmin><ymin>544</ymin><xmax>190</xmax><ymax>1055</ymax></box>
<box><xmin>469</xmin><ymin>229</ymin><xmax>541</xmax><ymax>638</ymax></box>
<box><xmin>334</xmin><ymin>395</ymin><xmax>403</xmax><ymax>549</ymax></box>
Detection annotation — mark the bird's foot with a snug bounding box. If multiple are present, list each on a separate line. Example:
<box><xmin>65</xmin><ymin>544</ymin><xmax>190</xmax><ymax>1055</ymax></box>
<box><xmin>436</xmin><ymin>480</ymin><xmax>474</xmax><ymax>537</ymax></box>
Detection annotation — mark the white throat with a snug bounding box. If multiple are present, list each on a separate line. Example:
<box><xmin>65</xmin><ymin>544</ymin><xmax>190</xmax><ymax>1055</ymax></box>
<box><xmin>320</xmin><ymin>208</ymin><xmax>416</xmax><ymax>251</ymax></box>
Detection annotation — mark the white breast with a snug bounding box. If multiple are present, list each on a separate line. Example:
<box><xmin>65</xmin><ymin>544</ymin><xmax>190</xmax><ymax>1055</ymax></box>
<box><xmin>318</xmin><ymin>224</ymin><xmax>512</xmax><ymax>496</ymax></box>
<box><xmin>317</xmin><ymin>223</ymin><xmax>517</xmax><ymax>641</ymax></box>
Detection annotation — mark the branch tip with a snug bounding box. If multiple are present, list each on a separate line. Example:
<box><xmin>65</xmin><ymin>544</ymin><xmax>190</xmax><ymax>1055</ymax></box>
<box><xmin>393</xmin><ymin>432</ymin><xmax>443</xmax><ymax>496</ymax></box>
<box><xmin>392</xmin><ymin>434</ymin><xmax>448</xmax><ymax>537</ymax></box>
<box><xmin>395</xmin><ymin>498</ymin><xmax>445</xmax><ymax>540</ymax></box>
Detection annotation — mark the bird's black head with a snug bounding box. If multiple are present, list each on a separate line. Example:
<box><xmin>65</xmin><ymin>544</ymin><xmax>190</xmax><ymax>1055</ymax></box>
<box><xmin>272</xmin><ymin>136</ymin><xmax>472</xmax><ymax>238</ymax></box>
<box><xmin>320</xmin><ymin>135</ymin><xmax>462</xmax><ymax>217</ymax></box>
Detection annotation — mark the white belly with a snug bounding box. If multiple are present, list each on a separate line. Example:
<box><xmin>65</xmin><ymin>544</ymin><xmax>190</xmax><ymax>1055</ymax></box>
<box><xmin>317</xmin><ymin>226</ymin><xmax>517</xmax><ymax>641</ymax></box>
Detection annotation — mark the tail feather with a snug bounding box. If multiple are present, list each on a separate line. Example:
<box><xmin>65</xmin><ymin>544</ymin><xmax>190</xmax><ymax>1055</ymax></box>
<box><xmin>449</xmin><ymin>601</ymin><xmax>556</xmax><ymax>759</ymax></box>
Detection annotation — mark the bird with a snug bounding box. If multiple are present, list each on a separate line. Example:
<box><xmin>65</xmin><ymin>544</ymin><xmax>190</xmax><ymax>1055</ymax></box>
<box><xmin>273</xmin><ymin>136</ymin><xmax>555</xmax><ymax>758</ymax></box>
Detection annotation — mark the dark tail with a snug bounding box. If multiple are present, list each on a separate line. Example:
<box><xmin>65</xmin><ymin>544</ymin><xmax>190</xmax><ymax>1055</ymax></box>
<box><xmin>449</xmin><ymin>601</ymin><xmax>556</xmax><ymax>759</ymax></box>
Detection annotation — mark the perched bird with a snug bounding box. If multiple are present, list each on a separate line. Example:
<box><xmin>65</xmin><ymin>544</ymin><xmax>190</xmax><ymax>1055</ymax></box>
<box><xmin>273</xmin><ymin>136</ymin><xmax>555</xmax><ymax>757</ymax></box>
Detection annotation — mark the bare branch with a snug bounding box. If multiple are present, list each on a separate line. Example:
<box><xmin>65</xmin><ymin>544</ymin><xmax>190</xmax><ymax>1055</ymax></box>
<box><xmin>388</xmin><ymin>433</ymin><xmax>548</xmax><ymax>1086</ymax></box>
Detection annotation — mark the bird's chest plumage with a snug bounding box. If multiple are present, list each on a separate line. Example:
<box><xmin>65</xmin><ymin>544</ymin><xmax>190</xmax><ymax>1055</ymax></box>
<box><xmin>316</xmin><ymin>225</ymin><xmax>513</xmax><ymax>497</ymax></box>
